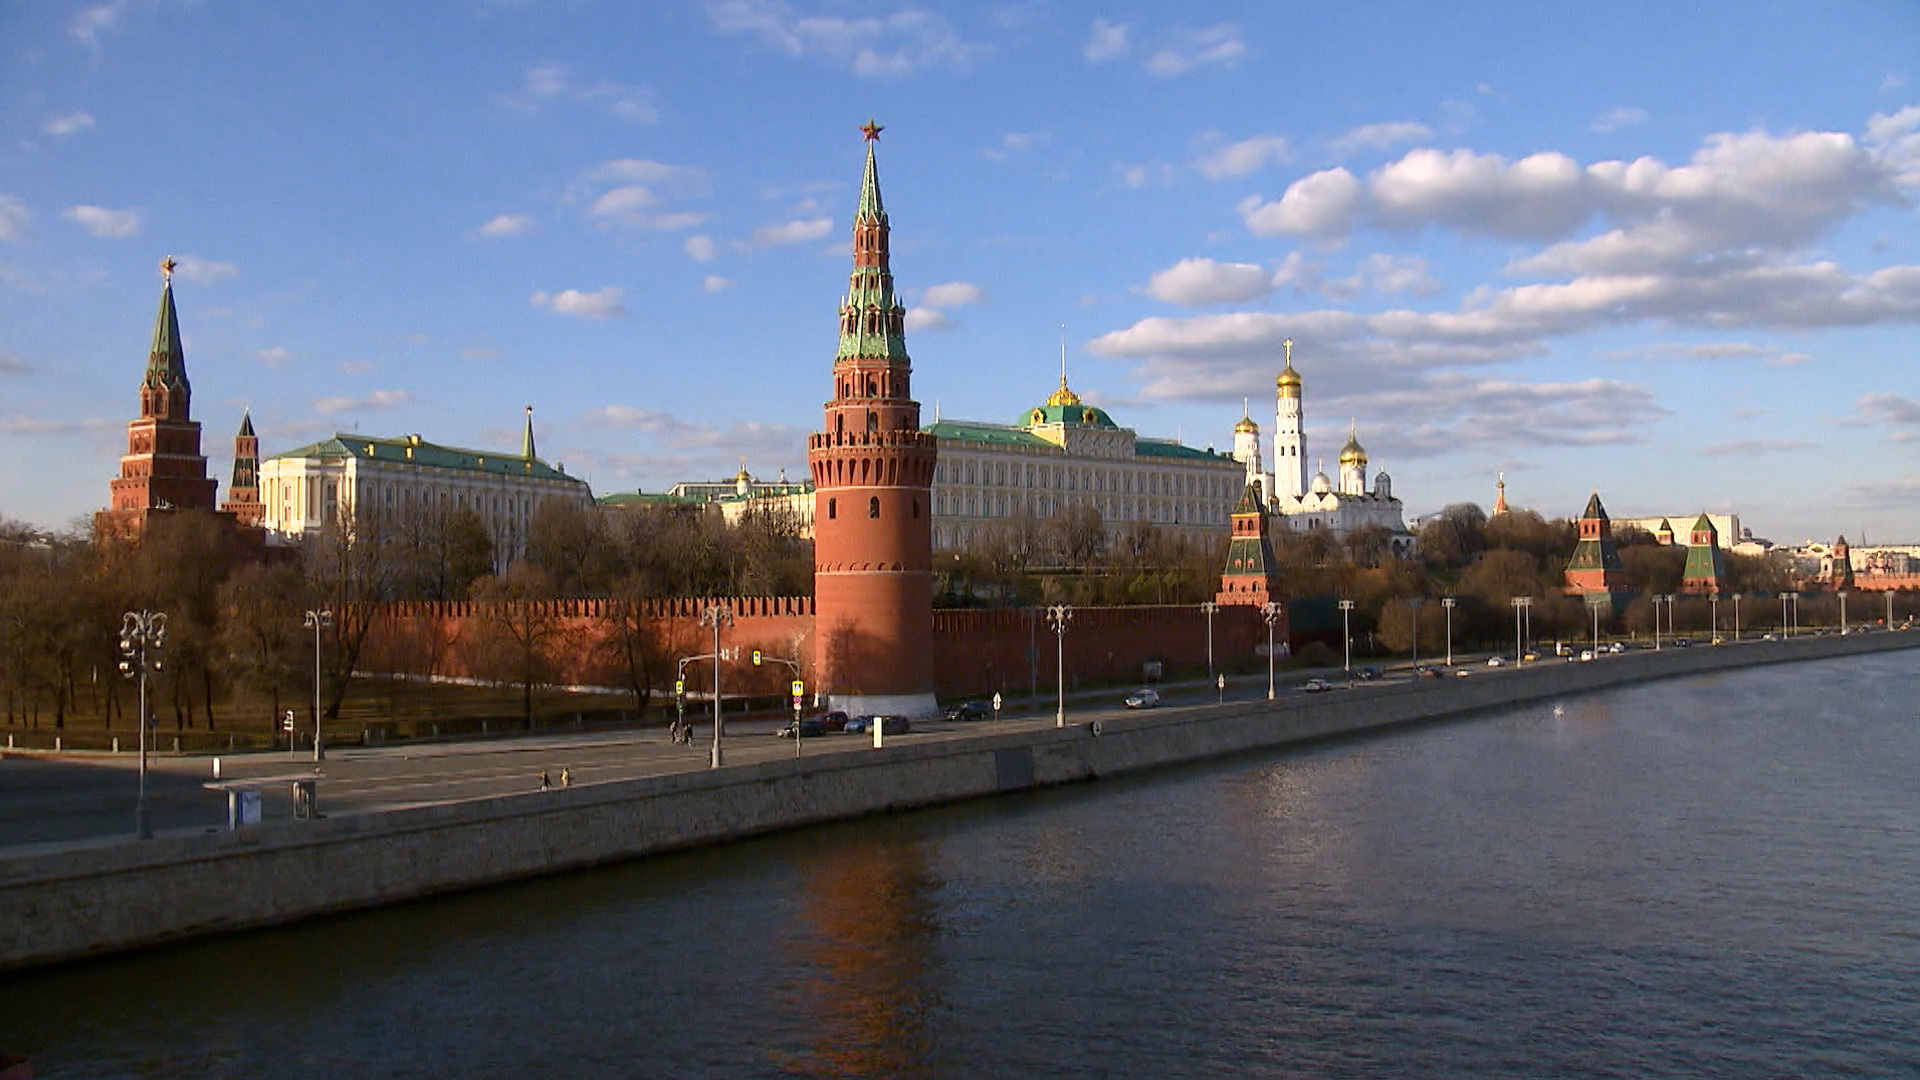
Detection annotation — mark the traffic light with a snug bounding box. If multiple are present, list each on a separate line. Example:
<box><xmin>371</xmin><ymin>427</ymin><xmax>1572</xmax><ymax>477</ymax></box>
<box><xmin>752</xmin><ymin>649</ymin><xmax>763</xmax><ymax>666</ymax></box>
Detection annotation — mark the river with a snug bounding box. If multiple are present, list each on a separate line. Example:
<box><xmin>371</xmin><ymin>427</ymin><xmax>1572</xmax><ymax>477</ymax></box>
<box><xmin>6</xmin><ymin>648</ymin><xmax>1919</xmax><ymax>1078</ymax></box>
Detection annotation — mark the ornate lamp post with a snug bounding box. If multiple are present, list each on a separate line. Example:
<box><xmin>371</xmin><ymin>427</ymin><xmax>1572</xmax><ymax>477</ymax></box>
<box><xmin>117</xmin><ymin>610</ymin><xmax>167</xmax><ymax>840</ymax></box>
<box><xmin>1199</xmin><ymin>600</ymin><xmax>1218</xmax><ymax>682</ymax></box>
<box><xmin>1778</xmin><ymin>591</ymin><xmax>1793</xmax><ymax>639</ymax></box>
<box><xmin>303</xmin><ymin>609</ymin><xmax>333</xmax><ymax>762</ymax></box>
<box><xmin>1337</xmin><ymin>599</ymin><xmax>1355</xmax><ymax>675</ymax></box>
<box><xmin>1260</xmin><ymin>601</ymin><xmax>1283</xmax><ymax>700</ymax></box>
<box><xmin>1510</xmin><ymin>596</ymin><xmax>1531</xmax><ymax>663</ymax></box>
<box><xmin>1709</xmin><ymin>594</ymin><xmax>1719</xmax><ymax>642</ymax></box>
<box><xmin>1732</xmin><ymin>592</ymin><xmax>1741</xmax><ymax>641</ymax></box>
<box><xmin>1589</xmin><ymin>595</ymin><xmax>1606</xmax><ymax>656</ymax></box>
<box><xmin>699</xmin><ymin>603</ymin><xmax>734</xmax><ymax>765</ymax></box>
<box><xmin>1888</xmin><ymin>590</ymin><xmax>1896</xmax><ymax>629</ymax></box>
<box><xmin>1047</xmin><ymin>605</ymin><xmax>1072</xmax><ymax>728</ymax></box>
<box><xmin>1653</xmin><ymin>594</ymin><xmax>1671</xmax><ymax>650</ymax></box>
<box><xmin>1838</xmin><ymin>589</ymin><xmax>1850</xmax><ymax>634</ymax></box>
<box><xmin>1441</xmin><ymin>596</ymin><xmax>1456</xmax><ymax>667</ymax></box>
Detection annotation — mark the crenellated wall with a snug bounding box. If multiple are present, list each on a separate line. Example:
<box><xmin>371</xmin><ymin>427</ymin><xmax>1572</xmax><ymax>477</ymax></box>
<box><xmin>358</xmin><ymin>599</ymin><xmax>1273</xmax><ymax>703</ymax></box>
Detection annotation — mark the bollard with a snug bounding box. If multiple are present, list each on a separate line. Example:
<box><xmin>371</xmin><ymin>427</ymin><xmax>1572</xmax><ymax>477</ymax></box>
<box><xmin>172</xmin><ymin>736</ymin><xmax>180</xmax><ymax>753</ymax></box>
<box><xmin>212</xmin><ymin>756</ymin><xmax>222</xmax><ymax>779</ymax></box>
<box><xmin>54</xmin><ymin>736</ymin><xmax>61</xmax><ymax>752</ymax></box>
<box><xmin>113</xmin><ymin>737</ymin><xmax>120</xmax><ymax>753</ymax></box>
<box><xmin>5</xmin><ymin>733</ymin><xmax>12</xmax><ymax>749</ymax></box>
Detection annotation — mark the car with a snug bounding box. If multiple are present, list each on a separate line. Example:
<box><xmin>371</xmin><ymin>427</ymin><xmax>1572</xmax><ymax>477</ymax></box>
<box><xmin>1578</xmin><ymin>650</ymin><xmax>1596</xmax><ymax>662</ymax></box>
<box><xmin>1607</xmin><ymin>642</ymin><xmax>1628</xmax><ymax>654</ymax></box>
<box><xmin>1521</xmin><ymin>650</ymin><xmax>1541</xmax><ymax>662</ymax></box>
<box><xmin>1357</xmin><ymin>665</ymin><xmax>1383</xmax><ymax>681</ymax></box>
<box><xmin>845</xmin><ymin>714</ymin><xmax>910</xmax><ymax>735</ymax></box>
<box><xmin>1672</xmin><ymin>638</ymin><xmax>1692</xmax><ymax>648</ymax></box>
<box><xmin>1124</xmin><ymin>688</ymin><xmax>1162</xmax><ymax>709</ymax></box>
<box><xmin>1761</xmin><ymin>633</ymin><xmax>1778</xmax><ymax>641</ymax></box>
<box><xmin>1454</xmin><ymin>668</ymin><xmax>1472</xmax><ymax>677</ymax></box>
<box><xmin>1300</xmin><ymin>678</ymin><xmax>1333</xmax><ymax>693</ymax></box>
<box><xmin>1486</xmin><ymin>656</ymin><xmax>1509</xmax><ymax>667</ymax></box>
<box><xmin>816</xmin><ymin>710</ymin><xmax>850</xmax><ymax>732</ymax></box>
<box><xmin>775</xmin><ymin>718</ymin><xmax>827</xmax><ymax>739</ymax></box>
<box><xmin>1416</xmin><ymin>665</ymin><xmax>1442</xmax><ymax>679</ymax></box>
<box><xmin>1554</xmin><ymin>642</ymin><xmax>1574</xmax><ymax>657</ymax></box>
<box><xmin>943</xmin><ymin>701</ymin><xmax>988</xmax><ymax>722</ymax></box>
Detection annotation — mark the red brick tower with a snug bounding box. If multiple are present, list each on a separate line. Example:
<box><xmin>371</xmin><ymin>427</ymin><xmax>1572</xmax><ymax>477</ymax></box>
<box><xmin>1828</xmin><ymin>535</ymin><xmax>1855</xmax><ymax>591</ymax></box>
<box><xmin>1216</xmin><ymin>480</ymin><xmax>1284</xmax><ymax>609</ymax></box>
<box><xmin>807</xmin><ymin>121</ymin><xmax>940</xmax><ymax>718</ymax></box>
<box><xmin>99</xmin><ymin>256</ymin><xmax>218</xmax><ymax>539</ymax></box>
<box><xmin>1679</xmin><ymin>513</ymin><xmax>1727</xmax><ymax>595</ymax></box>
<box><xmin>1563</xmin><ymin>490</ymin><xmax>1630</xmax><ymax>603</ymax></box>
<box><xmin>219</xmin><ymin>409</ymin><xmax>264</xmax><ymax>526</ymax></box>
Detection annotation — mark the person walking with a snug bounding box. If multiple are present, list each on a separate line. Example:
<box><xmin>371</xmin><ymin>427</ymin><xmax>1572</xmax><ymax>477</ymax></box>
<box><xmin>538</xmin><ymin>770</ymin><xmax>551</xmax><ymax>791</ymax></box>
<box><xmin>560</xmin><ymin>767</ymin><xmax>572</xmax><ymax>789</ymax></box>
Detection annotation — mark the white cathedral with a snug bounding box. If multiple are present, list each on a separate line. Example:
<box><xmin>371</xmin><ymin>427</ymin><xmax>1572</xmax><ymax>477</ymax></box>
<box><xmin>1231</xmin><ymin>340</ymin><xmax>1414</xmax><ymax>557</ymax></box>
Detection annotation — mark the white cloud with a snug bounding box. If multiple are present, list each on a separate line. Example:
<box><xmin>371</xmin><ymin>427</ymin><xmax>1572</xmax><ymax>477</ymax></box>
<box><xmin>702</xmin><ymin>275</ymin><xmax>733</xmax><ymax>292</ymax></box>
<box><xmin>1699</xmin><ymin>438</ymin><xmax>1818</xmax><ymax>456</ymax></box>
<box><xmin>1854</xmin><ymin>392</ymin><xmax>1920</xmax><ymax>429</ymax></box>
<box><xmin>1329</xmin><ymin>121</ymin><xmax>1431</xmax><ymax>157</ymax></box>
<box><xmin>313</xmin><ymin>389</ymin><xmax>413</xmax><ymax>415</ymax></box>
<box><xmin>254</xmin><ymin>347</ymin><xmax>293</xmax><ymax>368</ymax></box>
<box><xmin>751</xmin><ymin>216</ymin><xmax>833</xmax><ymax>246</ymax></box>
<box><xmin>1242</xmin><ymin>168</ymin><xmax>1363</xmax><ymax>237</ymax></box>
<box><xmin>1591</xmin><ymin>107</ymin><xmax>1648</xmax><ymax>132</ymax></box>
<box><xmin>1866</xmin><ymin>105</ymin><xmax>1920</xmax><ymax>186</ymax></box>
<box><xmin>706</xmin><ymin>0</ymin><xmax>987</xmax><ymax>77</ymax></box>
<box><xmin>685</xmin><ymin>234</ymin><xmax>717</xmax><ymax>262</ymax></box>
<box><xmin>1196</xmin><ymin>134</ymin><xmax>1291</xmax><ymax>180</ymax></box>
<box><xmin>922</xmin><ymin>281</ymin><xmax>985</xmax><ymax>307</ymax></box>
<box><xmin>904</xmin><ymin>307</ymin><xmax>952</xmax><ymax>332</ymax></box>
<box><xmin>984</xmin><ymin>130</ymin><xmax>1049</xmax><ymax>160</ymax></box>
<box><xmin>1145</xmin><ymin>23</ymin><xmax>1244</xmax><ymax>76</ymax></box>
<box><xmin>69</xmin><ymin>2</ymin><xmax>130</xmax><ymax>50</ymax></box>
<box><xmin>1146</xmin><ymin>258</ymin><xmax>1272</xmax><ymax>305</ymax></box>
<box><xmin>477</xmin><ymin>213</ymin><xmax>536</xmax><ymax>239</ymax></box>
<box><xmin>530</xmin><ymin>287</ymin><xmax>627</xmax><ymax>319</ymax></box>
<box><xmin>1119</xmin><ymin>162</ymin><xmax>1177</xmax><ymax>189</ymax></box>
<box><xmin>577</xmin><ymin>171</ymin><xmax>709</xmax><ymax>232</ymax></box>
<box><xmin>1356</xmin><ymin>253</ymin><xmax>1439</xmax><ymax>296</ymax></box>
<box><xmin>509</xmin><ymin>62</ymin><xmax>658</xmax><ymax>122</ymax></box>
<box><xmin>0</xmin><ymin>352</ymin><xmax>27</xmax><ymax>375</ymax></box>
<box><xmin>582</xmin><ymin>159</ymin><xmax>708</xmax><ymax>190</ymax></box>
<box><xmin>0</xmin><ymin>195</ymin><xmax>28</xmax><ymax>243</ymax></box>
<box><xmin>43</xmin><ymin>112</ymin><xmax>95</xmax><ymax>137</ymax></box>
<box><xmin>63</xmin><ymin>204</ymin><xmax>142</xmax><ymax>239</ymax></box>
<box><xmin>168</xmin><ymin>255</ymin><xmax>237</xmax><ymax>284</ymax></box>
<box><xmin>1269</xmin><ymin>250</ymin><xmax>1323</xmax><ymax>292</ymax></box>
<box><xmin>1085</xmin><ymin>18</ymin><xmax>1129</xmax><ymax>62</ymax></box>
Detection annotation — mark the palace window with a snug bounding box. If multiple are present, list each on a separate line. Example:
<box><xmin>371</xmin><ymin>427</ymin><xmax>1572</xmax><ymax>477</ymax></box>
<box><xmin>869</xmin><ymin>496</ymin><xmax>880</xmax><ymax>519</ymax></box>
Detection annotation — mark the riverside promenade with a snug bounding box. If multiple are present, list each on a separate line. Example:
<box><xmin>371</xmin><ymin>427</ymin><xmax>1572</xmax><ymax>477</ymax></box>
<box><xmin>4</xmin><ymin>630</ymin><xmax>1914</xmax><ymax>973</ymax></box>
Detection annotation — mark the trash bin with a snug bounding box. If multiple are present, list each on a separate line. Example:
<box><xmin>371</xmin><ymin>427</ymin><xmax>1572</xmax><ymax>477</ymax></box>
<box><xmin>226</xmin><ymin>788</ymin><xmax>262</xmax><ymax>829</ymax></box>
<box><xmin>292</xmin><ymin>778</ymin><xmax>319</xmax><ymax>821</ymax></box>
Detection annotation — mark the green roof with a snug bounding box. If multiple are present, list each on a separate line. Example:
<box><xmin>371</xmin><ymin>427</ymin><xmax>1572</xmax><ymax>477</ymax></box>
<box><xmin>598</xmin><ymin>491</ymin><xmax>705</xmax><ymax>508</ymax></box>
<box><xmin>1018</xmin><ymin>402</ymin><xmax>1119</xmax><ymax>429</ymax></box>
<box><xmin>1136</xmin><ymin>439</ymin><xmax>1234</xmax><ymax>462</ymax></box>
<box><xmin>146</xmin><ymin>279</ymin><xmax>189</xmax><ymax>396</ymax></box>
<box><xmin>268</xmin><ymin>433</ymin><xmax>584</xmax><ymax>485</ymax></box>
<box><xmin>925</xmin><ymin>420</ymin><xmax>1054</xmax><ymax>448</ymax></box>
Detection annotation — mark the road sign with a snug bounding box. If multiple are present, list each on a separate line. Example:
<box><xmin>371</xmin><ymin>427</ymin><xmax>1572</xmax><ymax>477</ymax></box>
<box><xmin>280</xmin><ymin>710</ymin><xmax>295</xmax><ymax>733</ymax></box>
<box><xmin>753</xmin><ymin>649</ymin><xmax>764</xmax><ymax>666</ymax></box>
<box><xmin>674</xmin><ymin>677</ymin><xmax>685</xmax><ymax>695</ymax></box>
<box><xmin>790</xmin><ymin>678</ymin><xmax>804</xmax><ymax>697</ymax></box>
<box><xmin>992</xmin><ymin>691</ymin><xmax>1002</xmax><ymax>711</ymax></box>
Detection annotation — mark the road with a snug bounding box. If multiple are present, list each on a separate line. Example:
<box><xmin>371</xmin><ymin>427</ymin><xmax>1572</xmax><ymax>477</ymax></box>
<box><xmin>0</xmin><ymin>641</ymin><xmax>1738</xmax><ymax>855</ymax></box>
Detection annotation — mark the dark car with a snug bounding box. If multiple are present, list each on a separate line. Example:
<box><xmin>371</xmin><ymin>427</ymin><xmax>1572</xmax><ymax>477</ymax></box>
<box><xmin>846</xmin><ymin>714</ymin><xmax>910</xmax><ymax>735</ymax></box>
<box><xmin>816</xmin><ymin>710</ymin><xmax>850</xmax><ymax>732</ymax></box>
<box><xmin>943</xmin><ymin>701</ymin><xmax>988</xmax><ymax>722</ymax></box>
<box><xmin>776</xmin><ymin>718</ymin><xmax>827</xmax><ymax>738</ymax></box>
<box><xmin>1357</xmin><ymin>665</ymin><xmax>1383</xmax><ymax>681</ymax></box>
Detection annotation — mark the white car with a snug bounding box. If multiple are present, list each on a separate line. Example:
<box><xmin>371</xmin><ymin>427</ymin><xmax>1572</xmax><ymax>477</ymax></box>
<box><xmin>1486</xmin><ymin>656</ymin><xmax>1509</xmax><ymax>667</ymax></box>
<box><xmin>1124</xmin><ymin>688</ymin><xmax>1161</xmax><ymax>709</ymax></box>
<box><xmin>1300</xmin><ymin>678</ymin><xmax>1333</xmax><ymax>693</ymax></box>
<box><xmin>1578</xmin><ymin>650</ymin><xmax>1596</xmax><ymax>662</ymax></box>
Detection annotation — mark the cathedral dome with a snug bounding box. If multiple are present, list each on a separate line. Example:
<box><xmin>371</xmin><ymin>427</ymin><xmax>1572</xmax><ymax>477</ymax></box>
<box><xmin>1311</xmin><ymin>469</ymin><xmax>1332</xmax><ymax>495</ymax></box>
<box><xmin>1045</xmin><ymin>375</ymin><xmax>1082</xmax><ymax>408</ymax></box>
<box><xmin>1338</xmin><ymin>430</ymin><xmax>1367</xmax><ymax>466</ymax></box>
<box><xmin>1234</xmin><ymin>413</ymin><xmax>1259</xmax><ymax>435</ymax></box>
<box><xmin>1276</xmin><ymin>363</ymin><xmax>1302</xmax><ymax>398</ymax></box>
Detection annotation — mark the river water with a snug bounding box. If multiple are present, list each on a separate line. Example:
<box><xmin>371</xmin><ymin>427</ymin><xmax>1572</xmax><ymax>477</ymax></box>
<box><xmin>7</xmin><ymin>649</ymin><xmax>1920</xmax><ymax>1078</ymax></box>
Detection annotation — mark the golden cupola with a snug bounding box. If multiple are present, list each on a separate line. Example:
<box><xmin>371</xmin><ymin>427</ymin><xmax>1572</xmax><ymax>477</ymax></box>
<box><xmin>1234</xmin><ymin>410</ymin><xmax>1259</xmax><ymax>435</ymax></box>
<box><xmin>1275</xmin><ymin>337</ymin><xmax>1303</xmax><ymax>398</ymax></box>
<box><xmin>1045</xmin><ymin>374</ymin><xmax>1082</xmax><ymax>408</ymax></box>
<box><xmin>1338</xmin><ymin>421</ymin><xmax>1367</xmax><ymax>466</ymax></box>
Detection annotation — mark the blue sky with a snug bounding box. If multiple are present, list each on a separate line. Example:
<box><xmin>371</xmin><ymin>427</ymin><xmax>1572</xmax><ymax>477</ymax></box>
<box><xmin>2</xmin><ymin>1</ymin><xmax>1917</xmax><ymax>544</ymax></box>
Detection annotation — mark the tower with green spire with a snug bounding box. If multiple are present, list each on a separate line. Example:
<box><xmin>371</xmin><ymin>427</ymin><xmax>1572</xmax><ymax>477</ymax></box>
<box><xmin>1679</xmin><ymin>513</ymin><xmax>1727</xmax><ymax>595</ymax></box>
<box><xmin>219</xmin><ymin>409</ymin><xmax>264</xmax><ymax>526</ymax></box>
<box><xmin>1216</xmin><ymin>479</ymin><xmax>1285</xmax><ymax>611</ymax></box>
<box><xmin>808</xmin><ymin>120</ymin><xmax>940</xmax><ymax>719</ymax></box>
<box><xmin>1563</xmin><ymin>490</ymin><xmax>1630</xmax><ymax>604</ymax></box>
<box><xmin>103</xmin><ymin>256</ymin><xmax>218</xmax><ymax>534</ymax></box>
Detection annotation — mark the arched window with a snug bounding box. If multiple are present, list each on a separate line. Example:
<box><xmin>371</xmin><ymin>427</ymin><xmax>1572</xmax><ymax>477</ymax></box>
<box><xmin>869</xmin><ymin>496</ymin><xmax>880</xmax><ymax>519</ymax></box>
<box><xmin>867</xmin><ymin>411</ymin><xmax>878</xmax><ymax>432</ymax></box>
<box><xmin>827</xmin><ymin>498</ymin><xmax>837</xmax><ymax>520</ymax></box>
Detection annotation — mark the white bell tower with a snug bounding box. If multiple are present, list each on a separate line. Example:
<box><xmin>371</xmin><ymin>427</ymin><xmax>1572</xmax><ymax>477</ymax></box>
<box><xmin>1273</xmin><ymin>339</ymin><xmax>1307</xmax><ymax>499</ymax></box>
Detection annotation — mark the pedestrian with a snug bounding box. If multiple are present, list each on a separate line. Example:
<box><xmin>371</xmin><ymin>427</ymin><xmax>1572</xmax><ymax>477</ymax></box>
<box><xmin>538</xmin><ymin>769</ymin><xmax>551</xmax><ymax>791</ymax></box>
<box><xmin>560</xmin><ymin>767</ymin><xmax>572</xmax><ymax>789</ymax></box>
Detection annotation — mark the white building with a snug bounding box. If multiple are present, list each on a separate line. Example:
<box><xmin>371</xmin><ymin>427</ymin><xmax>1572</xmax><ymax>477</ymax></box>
<box><xmin>260</xmin><ymin>413</ymin><xmax>592</xmax><ymax>569</ymax></box>
<box><xmin>925</xmin><ymin>375</ymin><xmax>1242</xmax><ymax>552</ymax></box>
<box><xmin>1233</xmin><ymin>341</ymin><xmax>1412</xmax><ymax>555</ymax></box>
<box><xmin>1616</xmin><ymin>513</ymin><xmax>1743</xmax><ymax>550</ymax></box>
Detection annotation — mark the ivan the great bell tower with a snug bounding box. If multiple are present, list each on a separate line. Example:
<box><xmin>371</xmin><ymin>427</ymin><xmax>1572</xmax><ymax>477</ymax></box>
<box><xmin>807</xmin><ymin>121</ymin><xmax>940</xmax><ymax>719</ymax></box>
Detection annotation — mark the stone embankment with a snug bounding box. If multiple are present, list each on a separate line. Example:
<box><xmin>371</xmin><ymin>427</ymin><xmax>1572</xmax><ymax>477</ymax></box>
<box><xmin>4</xmin><ymin>631</ymin><xmax>1914</xmax><ymax>973</ymax></box>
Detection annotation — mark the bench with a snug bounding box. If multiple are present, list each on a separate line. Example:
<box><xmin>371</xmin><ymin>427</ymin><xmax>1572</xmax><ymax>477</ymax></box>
<box><xmin>202</xmin><ymin>774</ymin><xmax>323</xmax><ymax>828</ymax></box>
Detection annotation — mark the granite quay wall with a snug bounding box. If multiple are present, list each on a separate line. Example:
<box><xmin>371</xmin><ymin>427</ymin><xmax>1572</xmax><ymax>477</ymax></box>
<box><xmin>4</xmin><ymin>630</ymin><xmax>1912</xmax><ymax>973</ymax></box>
<box><xmin>931</xmin><ymin>604</ymin><xmax>1268</xmax><ymax>699</ymax></box>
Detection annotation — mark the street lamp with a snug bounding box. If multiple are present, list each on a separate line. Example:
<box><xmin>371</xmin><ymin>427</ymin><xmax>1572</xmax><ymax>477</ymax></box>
<box><xmin>1709</xmin><ymin>593</ymin><xmax>1719</xmax><ymax>642</ymax></box>
<box><xmin>1839</xmin><ymin>589</ymin><xmax>1850</xmax><ymax>634</ymax></box>
<box><xmin>1047</xmin><ymin>605</ymin><xmax>1072</xmax><ymax>728</ymax></box>
<box><xmin>303</xmin><ymin>609</ymin><xmax>333</xmax><ymax>762</ymax></box>
<box><xmin>1441</xmin><ymin>597</ymin><xmax>1456</xmax><ymax>667</ymax></box>
<box><xmin>1510</xmin><ymin>596</ymin><xmax>1531</xmax><ymax>663</ymax></box>
<box><xmin>1407</xmin><ymin>597</ymin><xmax>1424</xmax><ymax>675</ymax></box>
<box><xmin>1260</xmin><ymin>601</ymin><xmax>1283</xmax><ymax>700</ymax></box>
<box><xmin>1199</xmin><ymin>600</ymin><xmax>1218</xmax><ymax>681</ymax></box>
<box><xmin>1778</xmin><ymin>591</ymin><xmax>1794</xmax><ymax>639</ymax></box>
<box><xmin>1337</xmin><ymin>599</ymin><xmax>1355</xmax><ymax>675</ymax></box>
<box><xmin>1732</xmin><ymin>592</ymin><xmax>1741</xmax><ymax>642</ymax></box>
<box><xmin>1652</xmin><ymin>594</ymin><xmax>1671</xmax><ymax>650</ymax></box>
<box><xmin>1589</xmin><ymin>595</ymin><xmax>1605</xmax><ymax>656</ymax></box>
<box><xmin>699</xmin><ymin>603</ymin><xmax>734</xmax><ymax>765</ymax></box>
<box><xmin>1888</xmin><ymin>590</ymin><xmax>1896</xmax><ymax>629</ymax></box>
<box><xmin>118</xmin><ymin>610</ymin><xmax>166</xmax><ymax>840</ymax></box>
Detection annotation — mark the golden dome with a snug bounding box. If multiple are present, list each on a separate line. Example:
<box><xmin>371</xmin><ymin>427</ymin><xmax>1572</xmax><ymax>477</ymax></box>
<box><xmin>1338</xmin><ymin>422</ymin><xmax>1367</xmax><ymax>465</ymax></box>
<box><xmin>1045</xmin><ymin>375</ymin><xmax>1082</xmax><ymax>408</ymax></box>
<box><xmin>1275</xmin><ymin>363</ymin><xmax>1302</xmax><ymax>396</ymax></box>
<box><xmin>1234</xmin><ymin>414</ymin><xmax>1259</xmax><ymax>435</ymax></box>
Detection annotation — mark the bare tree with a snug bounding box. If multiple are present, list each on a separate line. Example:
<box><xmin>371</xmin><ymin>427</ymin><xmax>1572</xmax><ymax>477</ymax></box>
<box><xmin>466</xmin><ymin>564</ymin><xmax>571</xmax><ymax>722</ymax></box>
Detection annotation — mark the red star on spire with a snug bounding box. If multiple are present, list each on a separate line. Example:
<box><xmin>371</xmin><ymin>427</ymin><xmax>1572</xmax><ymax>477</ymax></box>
<box><xmin>860</xmin><ymin>118</ymin><xmax>883</xmax><ymax>142</ymax></box>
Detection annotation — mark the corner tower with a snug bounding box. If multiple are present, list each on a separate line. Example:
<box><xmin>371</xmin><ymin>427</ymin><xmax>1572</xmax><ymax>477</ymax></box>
<box><xmin>807</xmin><ymin>121</ymin><xmax>940</xmax><ymax>719</ymax></box>
<box><xmin>1216</xmin><ymin>480</ymin><xmax>1284</xmax><ymax>610</ymax></box>
<box><xmin>1564</xmin><ymin>491</ymin><xmax>1630</xmax><ymax>602</ymax></box>
<box><xmin>101</xmin><ymin>257</ymin><xmax>218</xmax><ymax>537</ymax></box>
<box><xmin>1679</xmin><ymin>512</ymin><xmax>1726</xmax><ymax>595</ymax></box>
